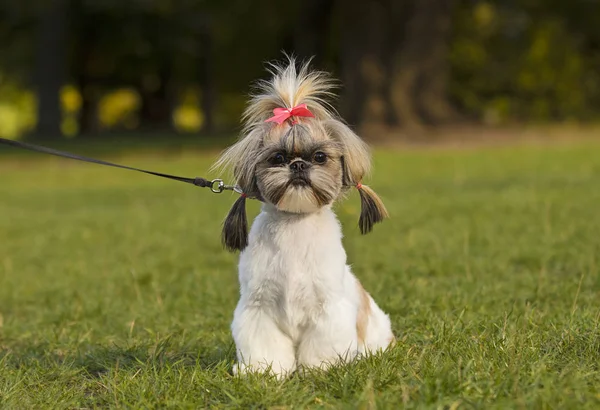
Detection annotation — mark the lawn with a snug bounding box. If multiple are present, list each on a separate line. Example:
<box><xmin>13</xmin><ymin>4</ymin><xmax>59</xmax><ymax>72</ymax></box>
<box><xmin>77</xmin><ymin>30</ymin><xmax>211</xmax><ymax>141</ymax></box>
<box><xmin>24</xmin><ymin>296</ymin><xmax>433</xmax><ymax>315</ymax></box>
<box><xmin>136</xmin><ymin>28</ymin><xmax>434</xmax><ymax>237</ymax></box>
<box><xmin>1</xmin><ymin>137</ymin><xmax>599</xmax><ymax>409</ymax></box>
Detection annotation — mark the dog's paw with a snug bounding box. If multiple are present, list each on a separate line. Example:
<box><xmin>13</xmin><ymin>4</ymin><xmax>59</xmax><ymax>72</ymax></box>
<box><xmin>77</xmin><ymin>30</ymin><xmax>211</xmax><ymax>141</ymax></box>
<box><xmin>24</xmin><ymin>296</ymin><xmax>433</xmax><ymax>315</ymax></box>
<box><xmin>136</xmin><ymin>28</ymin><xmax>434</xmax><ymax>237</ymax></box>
<box><xmin>232</xmin><ymin>361</ymin><xmax>294</xmax><ymax>380</ymax></box>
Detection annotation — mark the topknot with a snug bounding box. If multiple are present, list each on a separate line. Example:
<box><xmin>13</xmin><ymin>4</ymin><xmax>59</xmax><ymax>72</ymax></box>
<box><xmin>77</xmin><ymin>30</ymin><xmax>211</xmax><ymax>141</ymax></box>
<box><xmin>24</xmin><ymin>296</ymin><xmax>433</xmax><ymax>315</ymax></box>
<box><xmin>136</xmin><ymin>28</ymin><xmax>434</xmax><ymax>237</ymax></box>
<box><xmin>242</xmin><ymin>56</ymin><xmax>337</xmax><ymax>134</ymax></box>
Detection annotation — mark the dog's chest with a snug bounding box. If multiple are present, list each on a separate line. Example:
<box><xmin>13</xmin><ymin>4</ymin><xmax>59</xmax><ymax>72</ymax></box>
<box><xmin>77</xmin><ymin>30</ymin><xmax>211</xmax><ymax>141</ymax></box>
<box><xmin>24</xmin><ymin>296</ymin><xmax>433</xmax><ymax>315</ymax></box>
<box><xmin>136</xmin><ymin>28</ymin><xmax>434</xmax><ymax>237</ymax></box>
<box><xmin>250</xmin><ymin>244</ymin><xmax>329</xmax><ymax>327</ymax></box>
<box><xmin>240</xmin><ymin>209</ymin><xmax>347</xmax><ymax>333</ymax></box>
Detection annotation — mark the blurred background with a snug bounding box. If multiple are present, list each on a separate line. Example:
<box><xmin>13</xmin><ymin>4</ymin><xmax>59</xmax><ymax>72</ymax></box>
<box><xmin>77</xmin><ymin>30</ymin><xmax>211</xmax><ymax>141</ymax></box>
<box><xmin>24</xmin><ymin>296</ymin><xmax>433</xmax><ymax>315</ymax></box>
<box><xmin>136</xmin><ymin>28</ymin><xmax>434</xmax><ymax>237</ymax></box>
<box><xmin>0</xmin><ymin>0</ymin><xmax>599</xmax><ymax>142</ymax></box>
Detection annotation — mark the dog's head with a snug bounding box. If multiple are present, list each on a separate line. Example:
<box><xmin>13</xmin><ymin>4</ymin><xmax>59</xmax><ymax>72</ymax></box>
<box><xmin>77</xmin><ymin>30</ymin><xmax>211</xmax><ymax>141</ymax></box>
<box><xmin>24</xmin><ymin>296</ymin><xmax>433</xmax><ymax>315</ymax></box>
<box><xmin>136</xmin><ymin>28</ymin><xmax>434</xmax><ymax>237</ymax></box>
<box><xmin>214</xmin><ymin>57</ymin><xmax>387</xmax><ymax>251</ymax></box>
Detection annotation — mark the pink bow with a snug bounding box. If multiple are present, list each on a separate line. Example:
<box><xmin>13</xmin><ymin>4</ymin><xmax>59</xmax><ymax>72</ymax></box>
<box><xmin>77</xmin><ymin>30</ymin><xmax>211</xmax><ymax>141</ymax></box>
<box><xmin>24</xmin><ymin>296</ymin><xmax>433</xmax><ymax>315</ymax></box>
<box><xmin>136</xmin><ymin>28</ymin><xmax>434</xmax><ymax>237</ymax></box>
<box><xmin>264</xmin><ymin>104</ymin><xmax>315</xmax><ymax>124</ymax></box>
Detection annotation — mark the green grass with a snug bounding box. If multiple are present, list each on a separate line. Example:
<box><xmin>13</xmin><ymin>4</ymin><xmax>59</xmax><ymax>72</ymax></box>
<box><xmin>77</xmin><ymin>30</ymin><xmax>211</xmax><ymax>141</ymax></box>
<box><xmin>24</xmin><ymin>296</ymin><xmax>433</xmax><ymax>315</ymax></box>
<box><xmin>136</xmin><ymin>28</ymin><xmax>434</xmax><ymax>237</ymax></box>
<box><xmin>1</xmin><ymin>138</ymin><xmax>600</xmax><ymax>409</ymax></box>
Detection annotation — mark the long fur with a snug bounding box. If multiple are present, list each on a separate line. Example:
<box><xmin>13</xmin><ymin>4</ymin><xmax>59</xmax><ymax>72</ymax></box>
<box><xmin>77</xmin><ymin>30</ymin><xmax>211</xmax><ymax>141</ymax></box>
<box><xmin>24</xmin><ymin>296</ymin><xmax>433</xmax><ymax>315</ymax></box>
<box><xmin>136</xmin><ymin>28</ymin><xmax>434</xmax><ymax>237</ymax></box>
<box><xmin>322</xmin><ymin>119</ymin><xmax>371</xmax><ymax>187</ymax></box>
<box><xmin>213</xmin><ymin>58</ymin><xmax>337</xmax><ymax>187</ymax></box>
<box><xmin>232</xmin><ymin>205</ymin><xmax>395</xmax><ymax>378</ymax></box>
<box><xmin>242</xmin><ymin>57</ymin><xmax>337</xmax><ymax>133</ymax></box>
<box><xmin>214</xmin><ymin>57</ymin><xmax>388</xmax><ymax>249</ymax></box>
<box><xmin>358</xmin><ymin>184</ymin><xmax>389</xmax><ymax>234</ymax></box>
<box><xmin>213</xmin><ymin>57</ymin><xmax>394</xmax><ymax>378</ymax></box>
<box><xmin>222</xmin><ymin>194</ymin><xmax>248</xmax><ymax>251</ymax></box>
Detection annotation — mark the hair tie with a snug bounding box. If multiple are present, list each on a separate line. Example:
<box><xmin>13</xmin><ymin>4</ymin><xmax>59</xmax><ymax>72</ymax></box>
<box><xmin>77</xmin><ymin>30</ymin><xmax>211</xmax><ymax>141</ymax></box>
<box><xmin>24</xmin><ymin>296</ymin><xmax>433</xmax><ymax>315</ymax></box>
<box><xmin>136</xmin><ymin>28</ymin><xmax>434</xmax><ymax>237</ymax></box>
<box><xmin>264</xmin><ymin>103</ymin><xmax>314</xmax><ymax>124</ymax></box>
<box><xmin>356</xmin><ymin>182</ymin><xmax>363</xmax><ymax>190</ymax></box>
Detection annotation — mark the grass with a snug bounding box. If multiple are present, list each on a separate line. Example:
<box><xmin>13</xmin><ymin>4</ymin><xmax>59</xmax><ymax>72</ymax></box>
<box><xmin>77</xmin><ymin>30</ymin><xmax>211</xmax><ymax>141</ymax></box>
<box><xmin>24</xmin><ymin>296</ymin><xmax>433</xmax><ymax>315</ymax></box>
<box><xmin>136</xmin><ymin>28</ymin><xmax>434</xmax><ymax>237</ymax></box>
<box><xmin>1</xmin><ymin>137</ymin><xmax>600</xmax><ymax>409</ymax></box>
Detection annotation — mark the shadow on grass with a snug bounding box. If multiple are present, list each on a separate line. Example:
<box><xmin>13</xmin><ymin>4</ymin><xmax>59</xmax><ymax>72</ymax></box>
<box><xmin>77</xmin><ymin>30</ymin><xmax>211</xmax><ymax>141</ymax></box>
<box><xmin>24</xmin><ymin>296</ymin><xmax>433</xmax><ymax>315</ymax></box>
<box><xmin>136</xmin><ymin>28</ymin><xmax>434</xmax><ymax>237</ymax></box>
<box><xmin>1</xmin><ymin>337</ymin><xmax>237</xmax><ymax>377</ymax></box>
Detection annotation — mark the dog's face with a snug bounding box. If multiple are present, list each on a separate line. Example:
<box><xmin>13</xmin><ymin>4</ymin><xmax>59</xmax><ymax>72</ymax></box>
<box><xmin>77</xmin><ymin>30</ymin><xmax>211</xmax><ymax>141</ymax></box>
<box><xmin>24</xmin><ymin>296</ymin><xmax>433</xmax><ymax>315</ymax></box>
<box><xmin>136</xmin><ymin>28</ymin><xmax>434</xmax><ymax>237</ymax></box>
<box><xmin>215</xmin><ymin>59</ymin><xmax>388</xmax><ymax>251</ymax></box>
<box><xmin>219</xmin><ymin>117</ymin><xmax>374</xmax><ymax>216</ymax></box>
<box><xmin>255</xmin><ymin>123</ymin><xmax>343</xmax><ymax>213</ymax></box>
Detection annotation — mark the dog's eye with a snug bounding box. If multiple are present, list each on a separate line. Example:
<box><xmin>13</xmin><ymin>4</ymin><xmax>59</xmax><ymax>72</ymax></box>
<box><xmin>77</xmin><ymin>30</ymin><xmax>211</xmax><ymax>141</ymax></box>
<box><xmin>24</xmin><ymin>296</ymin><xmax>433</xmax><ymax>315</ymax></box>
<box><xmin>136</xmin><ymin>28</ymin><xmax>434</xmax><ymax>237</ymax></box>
<box><xmin>313</xmin><ymin>152</ymin><xmax>327</xmax><ymax>164</ymax></box>
<box><xmin>270</xmin><ymin>153</ymin><xmax>287</xmax><ymax>165</ymax></box>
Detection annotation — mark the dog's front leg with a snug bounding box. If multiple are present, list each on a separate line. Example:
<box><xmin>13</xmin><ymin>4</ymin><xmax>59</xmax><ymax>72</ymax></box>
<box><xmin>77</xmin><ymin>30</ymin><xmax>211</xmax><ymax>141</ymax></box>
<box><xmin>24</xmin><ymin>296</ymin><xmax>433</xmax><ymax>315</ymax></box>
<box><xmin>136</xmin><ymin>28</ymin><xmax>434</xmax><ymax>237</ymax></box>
<box><xmin>296</xmin><ymin>299</ymin><xmax>360</xmax><ymax>369</ymax></box>
<box><xmin>231</xmin><ymin>301</ymin><xmax>296</xmax><ymax>378</ymax></box>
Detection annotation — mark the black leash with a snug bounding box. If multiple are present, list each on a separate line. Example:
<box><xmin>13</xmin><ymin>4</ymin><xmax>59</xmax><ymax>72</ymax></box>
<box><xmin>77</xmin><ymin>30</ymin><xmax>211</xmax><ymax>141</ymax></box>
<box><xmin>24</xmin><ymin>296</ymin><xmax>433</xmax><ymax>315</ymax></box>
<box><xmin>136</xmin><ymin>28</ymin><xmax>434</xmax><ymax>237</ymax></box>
<box><xmin>0</xmin><ymin>136</ymin><xmax>240</xmax><ymax>194</ymax></box>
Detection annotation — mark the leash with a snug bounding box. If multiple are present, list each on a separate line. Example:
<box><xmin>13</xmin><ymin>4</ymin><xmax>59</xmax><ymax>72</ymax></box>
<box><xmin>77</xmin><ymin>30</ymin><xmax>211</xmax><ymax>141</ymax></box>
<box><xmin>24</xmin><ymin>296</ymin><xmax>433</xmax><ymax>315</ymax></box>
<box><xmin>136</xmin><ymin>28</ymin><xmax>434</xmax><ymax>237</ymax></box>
<box><xmin>0</xmin><ymin>136</ymin><xmax>241</xmax><ymax>194</ymax></box>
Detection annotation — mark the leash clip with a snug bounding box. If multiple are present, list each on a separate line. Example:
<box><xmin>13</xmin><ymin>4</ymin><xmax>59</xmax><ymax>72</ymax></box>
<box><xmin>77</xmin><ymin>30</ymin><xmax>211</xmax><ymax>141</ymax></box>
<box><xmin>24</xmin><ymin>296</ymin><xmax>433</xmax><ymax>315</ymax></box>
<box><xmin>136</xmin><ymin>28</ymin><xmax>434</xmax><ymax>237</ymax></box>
<box><xmin>210</xmin><ymin>179</ymin><xmax>243</xmax><ymax>194</ymax></box>
<box><xmin>209</xmin><ymin>179</ymin><xmax>225</xmax><ymax>193</ymax></box>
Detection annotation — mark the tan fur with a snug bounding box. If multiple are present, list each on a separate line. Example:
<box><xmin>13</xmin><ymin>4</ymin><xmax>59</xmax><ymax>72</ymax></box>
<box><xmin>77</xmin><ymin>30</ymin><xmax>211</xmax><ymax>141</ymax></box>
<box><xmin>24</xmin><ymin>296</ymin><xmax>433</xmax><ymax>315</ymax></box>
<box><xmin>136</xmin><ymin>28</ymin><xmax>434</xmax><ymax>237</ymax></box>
<box><xmin>356</xmin><ymin>281</ymin><xmax>372</xmax><ymax>346</ymax></box>
<box><xmin>212</xmin><ymin>126</ymin><xmax>266</xmax><ymax>196</ymax></box>
<box><xmin>214</xmin><ymin>57</ymin><xmax>374</xmax><ymax>194</ymax></box>
<box><xmin>322</xmin><ymin>119</ymin><xmax>372</xmax><ymax>186</ymax></box>
<box><xmin>357</xmin><ymin>183</ymin><xmax>390</xmax><ymax>234</ymax></box>
<box><xmin>242</xmin><ymin>57</ymin><xmax>337</xmax><ymax>133</ymax></box>
<box><xmin>212</xmin><ymin>57</ymin><xmax>337</xmax><ymax>196</ymax></box>
<box><xmin>212</xmin><ymin>56</ymin><xmax>388</xmax><ymax>249</ymax></box>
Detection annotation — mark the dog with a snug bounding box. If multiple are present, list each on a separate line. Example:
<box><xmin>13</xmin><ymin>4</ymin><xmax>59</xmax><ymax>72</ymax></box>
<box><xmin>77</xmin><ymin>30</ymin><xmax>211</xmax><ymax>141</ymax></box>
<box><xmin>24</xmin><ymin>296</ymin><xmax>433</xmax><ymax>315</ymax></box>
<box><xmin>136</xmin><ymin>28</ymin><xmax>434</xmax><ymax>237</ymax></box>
<box><xmin>214</xmin><ymin>58</ymin><xmax>394</xmax><ymax>378</ymax></box>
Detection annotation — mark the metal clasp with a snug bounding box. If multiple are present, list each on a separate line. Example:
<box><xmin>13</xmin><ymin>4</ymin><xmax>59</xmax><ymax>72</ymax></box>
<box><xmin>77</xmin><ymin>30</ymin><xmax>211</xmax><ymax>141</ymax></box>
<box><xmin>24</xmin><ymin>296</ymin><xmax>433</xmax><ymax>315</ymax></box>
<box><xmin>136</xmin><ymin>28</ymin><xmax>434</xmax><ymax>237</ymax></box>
<box><xmin>209</xmin><ymin>179</ymin><xmax>225</xmax><ymax>193</ymax></box>
<box><xmin>209</xmin><ymin>179</ymin><xmax>243</xmax><ymax>194</ymax></box>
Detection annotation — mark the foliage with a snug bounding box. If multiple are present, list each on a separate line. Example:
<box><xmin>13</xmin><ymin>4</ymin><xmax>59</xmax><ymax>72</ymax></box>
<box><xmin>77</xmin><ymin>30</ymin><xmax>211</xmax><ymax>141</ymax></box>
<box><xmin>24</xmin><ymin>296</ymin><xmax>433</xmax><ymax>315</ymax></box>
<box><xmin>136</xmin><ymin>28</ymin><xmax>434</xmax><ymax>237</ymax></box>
<box><xmin>1</xmin><ymin>0</ymin><xmax>600</xmax><ymax>136</ymax></box>
<box><xmin>0</xmin><ymin>80</ymin><xmax>35</xmax><ymax>138</ymax></box>
<box><xmin>450</xmin><ymin>1</ymin><xmax>600</xmax><ymax>123</ymax></box>
<box><xmin>1</xmin><ymin>139</ymin><xmax>600</xmax><ymax>407</ymax></box>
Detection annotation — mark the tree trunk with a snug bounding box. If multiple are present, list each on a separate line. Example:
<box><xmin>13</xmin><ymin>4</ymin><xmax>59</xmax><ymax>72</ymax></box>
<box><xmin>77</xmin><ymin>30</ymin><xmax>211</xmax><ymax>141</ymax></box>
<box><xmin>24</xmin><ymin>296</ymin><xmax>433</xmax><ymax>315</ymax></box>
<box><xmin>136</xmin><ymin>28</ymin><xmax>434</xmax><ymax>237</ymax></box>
<box><xmin>199</xmin><ymin>19</ymin><xmax>216</xmax><ymax>134</ymax></box>
<box><xmin>389</xmin><ymin>0</ymin><xmax>457</xmax><ymax>127</ymax></box>
<box><xmin>417</xmin><ymin>0</ymin><xmax>458</xmax><ymax>123</ymax></box>
<box><xmin>138</xmin><ymin>66</ymin><xmax>173</xmax><ymax>132</ymax></box>
<box><xmin>293</xmin><ymin>0</ymin><xmax>334</xmax><ymax>65</ymax></box>
<box><xmin>73</xmin><ymin>5</ymin><xmax>98</xmax><ymax>136</ymax></box>
<box><xmin>338</xmin><ymin>0</ymin><xmax>365</xmax><ymax>126</ymax></box>
<box><xmin>33</xmin><ymin>0</ymin><xmax>67</xmax><ymax>139</ymax></box>
<box><xmin>338</xmin><ymin>0</ymin><xmax>392</xmax><ymax>129</ymax></box>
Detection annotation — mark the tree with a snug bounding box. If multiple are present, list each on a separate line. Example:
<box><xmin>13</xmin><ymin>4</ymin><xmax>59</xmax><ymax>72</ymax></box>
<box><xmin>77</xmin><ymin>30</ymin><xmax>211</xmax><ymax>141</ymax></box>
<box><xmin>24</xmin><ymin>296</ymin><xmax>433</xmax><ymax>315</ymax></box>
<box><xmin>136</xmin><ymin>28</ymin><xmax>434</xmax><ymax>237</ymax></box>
<box><xmin>389</xmin><ymin>0</ymin><xmax>457</xmax><ymax>128</ymax></box>
<box><xmin>338</xmin><ymin>0</ymin><xmax>457</xmax><ymax>131</ymax></box>
<box><xmin>293</xmin><ymin>0</ymin><xmax>334</xmax><ymax>66</ymax></box>
<box><xmin>71</xmin><ymin>0</ymin><xmax>99</xmax><ymax>135</ymax></box>
<box><xmin>338</xmin><ymin>0</ymin><xmax>394</xmax><ymax>129</ymax></box>
<box><xmin>33</xmin><ymin>0</ymin><xmax>67</xmax><ymax>138</ymax></box>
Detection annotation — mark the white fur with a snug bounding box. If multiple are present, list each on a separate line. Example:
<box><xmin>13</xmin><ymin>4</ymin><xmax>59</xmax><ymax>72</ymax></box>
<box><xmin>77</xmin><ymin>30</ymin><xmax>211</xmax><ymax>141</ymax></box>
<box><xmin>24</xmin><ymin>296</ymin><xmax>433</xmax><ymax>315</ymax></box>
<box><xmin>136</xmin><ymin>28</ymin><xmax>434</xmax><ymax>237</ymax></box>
<box><xmin>231</xmin><ymin>203</ymin><xmax>394</xmax><ymax>378</ymax></box>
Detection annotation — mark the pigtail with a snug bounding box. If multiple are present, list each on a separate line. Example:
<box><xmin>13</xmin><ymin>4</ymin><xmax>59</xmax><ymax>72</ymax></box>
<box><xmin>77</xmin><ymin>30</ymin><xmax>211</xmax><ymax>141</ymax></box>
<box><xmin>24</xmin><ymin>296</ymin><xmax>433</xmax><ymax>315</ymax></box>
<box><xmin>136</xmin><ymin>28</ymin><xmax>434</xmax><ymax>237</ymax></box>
<box><xmin>214</xmin><ymin>57</ymin><xmax>335</xmax><ymax>253</ymax></box>
<box><xmin>222</xmin><ymin>194</ymin><xmax>248</xmax><ymax>252</ymax></box>
<box><xmin>356</xmin><ymin>183</ymin><xmax>389</xmax><ymax>234</ymax></box>
<box><xmin>212</xmin><ymin>126</ymin><xmax>263</xmax><ymax>253</ymax></box>
<box><xmin>325</xmin><ymin>119</ymin><xmax>389</xmax><ymax>234</ymax></box>
<box><xmin>214</xmin><ymin>56</ymin><xmax>389</xmax><ymax>251</ymax></box>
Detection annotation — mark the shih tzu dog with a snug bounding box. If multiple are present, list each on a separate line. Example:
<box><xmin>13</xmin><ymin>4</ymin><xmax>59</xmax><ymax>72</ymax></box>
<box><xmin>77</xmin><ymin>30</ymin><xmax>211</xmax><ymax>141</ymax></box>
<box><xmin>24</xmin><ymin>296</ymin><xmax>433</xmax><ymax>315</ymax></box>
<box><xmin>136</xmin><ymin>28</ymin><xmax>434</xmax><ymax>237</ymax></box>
<box><xmin>215</xmin><ymin>58</ymin><xmax>394</xmax><ymax>378</ymax></box>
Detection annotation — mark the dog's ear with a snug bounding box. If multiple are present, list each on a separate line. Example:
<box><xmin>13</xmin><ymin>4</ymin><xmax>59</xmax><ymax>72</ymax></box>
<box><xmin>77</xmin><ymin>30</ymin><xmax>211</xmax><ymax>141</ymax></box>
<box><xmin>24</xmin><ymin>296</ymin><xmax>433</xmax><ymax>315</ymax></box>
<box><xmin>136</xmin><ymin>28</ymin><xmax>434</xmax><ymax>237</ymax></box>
<box><xmin>213</xmin><ymin>127</ymin><xmax>264</xmax><ymax>195</ymax></box>
<box><xmin>213</xmin><ymin>127</ymin><xmax>265</xmax><ymax>252</ymax></box>
<box><xmin>323</xmin><ymin>119</ymin><xmax>388</xmax><ymax>233</ymax></box>
<box><xmin>323</xmin><ymin>119</ymin><xmax>370</xmax><ymax>186</ymax></box>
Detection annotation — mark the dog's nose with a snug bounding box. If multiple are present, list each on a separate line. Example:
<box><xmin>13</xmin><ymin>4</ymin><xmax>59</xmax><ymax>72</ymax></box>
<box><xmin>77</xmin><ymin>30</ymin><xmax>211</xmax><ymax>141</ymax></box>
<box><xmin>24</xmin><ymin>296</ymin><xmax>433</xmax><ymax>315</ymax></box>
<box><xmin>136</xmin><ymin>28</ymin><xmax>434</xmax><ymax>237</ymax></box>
<box><xmin>289</xmin><ymin>160</ymin><xmax>309</xmax><ymax>172</ymax></box>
